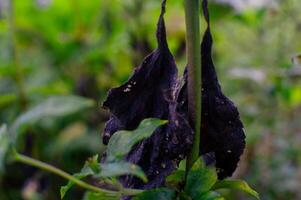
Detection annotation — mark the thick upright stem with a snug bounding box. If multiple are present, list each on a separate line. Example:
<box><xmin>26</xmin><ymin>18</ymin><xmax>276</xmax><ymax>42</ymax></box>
<box><xmin>184</xmin><ymin>0</ymin><xmax>202</xmax><ymax>171</ymax></box>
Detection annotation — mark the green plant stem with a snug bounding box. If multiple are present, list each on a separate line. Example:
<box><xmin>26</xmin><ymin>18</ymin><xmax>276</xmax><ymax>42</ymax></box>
<box><xmin>184</xmin><ymin>0</ymin><xmax>202</xmax><ymax>173</ymax></box>
<box><xmin>8</xmin><ymin>0</ymin><xmax>28</xmax><ymax>110</ymax></box>
<box><xmin>14</xmin><ymin>152</ymin><xmax>143</xmax><ymax>196</ymax></box>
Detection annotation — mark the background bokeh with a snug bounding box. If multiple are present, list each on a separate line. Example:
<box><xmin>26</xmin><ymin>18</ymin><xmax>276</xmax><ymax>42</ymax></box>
<box><xmin>0</xmin><ymin>0</ymin><xmax>301</xmax><ymax>199</ymax></box>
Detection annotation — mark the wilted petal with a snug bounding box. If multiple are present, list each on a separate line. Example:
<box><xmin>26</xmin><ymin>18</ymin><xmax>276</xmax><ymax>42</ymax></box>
<box><xmin>122</xmin><ymin>104</ymin><xmax>193</xmax><ymax>189</ymax></box>
<box><xmin>177</xmin><ymin>0</ymin><xmax>246</xmax><ymax>179</ymax></box>
<box><xmin>102</xmin><ymin>0</ymin><xmax>177</xmax><ymax>145</ymax></box>
<box><xmin>102</xmin><ymin>0</ymin><xmax>193</xmax><ymax>190</ymax></box>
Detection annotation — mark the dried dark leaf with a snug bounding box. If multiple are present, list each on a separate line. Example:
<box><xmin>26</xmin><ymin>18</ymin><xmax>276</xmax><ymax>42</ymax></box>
<box><xmin>121</xmin><ymin>111</ymin><xmax>192</xmax><ymax>189</ymax></box>
<box><xmin>102</xmin><ymin>0</ymin><xmax>193</xmax><ymax>190</ymax></box>
<box><xmin>102</xmin><ymin>0</ymin><xmax>177</xmax><ymax>145</ymax></box>
<box><xmin>102</xmin><ymin>0</ymin><xmax>246</xmax><ymax>193</ymax></box>
<box><xmin>177</xmin><ymin>0</ymin><xmax>245</xmax><ymax>179</ymax></box>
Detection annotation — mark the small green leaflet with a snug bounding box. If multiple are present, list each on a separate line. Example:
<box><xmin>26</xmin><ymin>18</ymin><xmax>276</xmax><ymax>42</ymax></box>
<box><xmin>11</xmin><ymin>95</ymin><xmax>94</xmax><ymax>140</ymax></box>
<box><xmin>82</xmin><ymin>191</ymin><xmax>120</xmax><ymax>200</ymax></box>
<box><xmin>106</xmin><ymin>118</ymin><xmax>167</xmax><ymax>161</ymax></box>
<box><xmin>61</xmin><ymin>118</ymin><xmax>165</xmax><ymax>199</ymax></box>
<box><xmin>165</xmin><ymin>169</ymin><xmax>185</xmax><ymax>189</ymax></box>
<box><xmin>212</xmin><ymin>179</ymin><xmax>260</xmax><ymax>200</ymax></box>
<box><xmin>60</xmin><ymin>155</ymin><xmax>97</xmax><ymax>199</ymax></box>
<box><xmin>133</xmin><ymin>188</ymin><xmax>176</xmax><ymax>200</ymax></box>
<box><xmin>195</xmin><ymin>191</ymin><xmax>225</xmax><ymax>200</ymax></box>
<box><xmin>185</xmin><ymin>158</ymin><xmax>218</xmax><ymax>200</ymax></box>
<box><xmin>60</xmin><ymin>155</ymin><xmax>147</xmax><ymax>199</ymax></box>
<box><xmin>190</xmin><ymin>157</ymin><xmax>205</xmax><ymax>170</ymax></box>
<box><xmin>94</xmin><ymin>161</ymin><xmax>147</xmax><ymax>182</ymax></box>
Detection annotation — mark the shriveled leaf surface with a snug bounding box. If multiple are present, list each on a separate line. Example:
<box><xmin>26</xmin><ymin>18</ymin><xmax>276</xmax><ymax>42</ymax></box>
<box><xmin>133</xmin><ymin>188</ymin><xmax>176</xmax><ymax>200</ymax></box>
<box><xmin>199</xmin><ymin>0</ymin><xmax>245</xmax><ymax>179</ymax></box>
<box><xmin>102</xmin><ymin>0</ymin><xmax>193</xmax><ymax>190</ymax></box>
<box><xmin>102</xmin><ymin>0</ymin><xmax>246</xmax><ymax>192</ymax></box>
<box><xmin>212</xmin><ymin>179</ymin><xmax>260</xmax><ymax>199</ymax></box>
<box><xmin>121</xmin><ymin>112</ymin><xmax>193</xmax><ymax>189</ymax></box>
<box><xmin>177</xmin><ymin>0</ymin><xmax>245</xmax><ymax>179</ymax></box>
<box><xmin>102</xmin><ymin>6</ymin><xmax>178</xmax><ymax>145</ymax></box>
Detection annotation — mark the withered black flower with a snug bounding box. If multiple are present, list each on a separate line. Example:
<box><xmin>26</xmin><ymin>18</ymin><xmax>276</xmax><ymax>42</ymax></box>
<box><xmin>102</xmin><ymin>0</ymin><xmax>193</xmax><ymax>189</ymax></box>
<box><xmin>177</xmin><ymin>0</ymin><xmax>245</xmax><ymax>179</ymax></box>
<box><xmin>102</xmin><ymin>0</ymin><xmax>245</xmax><ymax>191</ymax></box>
<box><xmin>102</xmin><ymin>0</ymin><xmax>177</xmax><ymax>145</ymax></box>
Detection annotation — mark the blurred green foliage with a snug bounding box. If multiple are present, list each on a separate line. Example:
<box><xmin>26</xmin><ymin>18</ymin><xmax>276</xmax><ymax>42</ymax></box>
<box><xmin>0</xmin><ymin>0</ymin><xmax>301</xmax><ymax>199</ymax></box>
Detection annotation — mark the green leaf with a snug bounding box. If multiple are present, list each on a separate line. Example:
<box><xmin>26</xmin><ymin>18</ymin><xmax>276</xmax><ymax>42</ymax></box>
<box><xmin>185</xmin><ymin>159</ymin><xmax>217</xmax><ymax>200</ymax></box>
<box><xmin>60</xmin><ymin>167</ymin><xmax>94</xmax><ymax>199</ymax></box>
<box><xmin>60</xmin><ymin>155</ymin><xmax>147</xmax><ymax>199</ymax></box>
<box><xmin>212</xmin><ymin>179</ymin><xmax>260</xmax><ymax>200</ymax></box>
<box><xmin>60</xmin><ymin>155</ymin><xmax>98</xmax><ymax>199</ymax></box>
<box><xmin>96</xmin><ymin>161</ymin><xmax>147</xmax><ymax>182</ymax></box>
<box><xmin>85</xmin><ymin>155</ymin><xmax>147</xmax><ymax>182</ymax></box>
<box><xmin>195</xmin><ymin>191</ymin><xmax>225</xmax><ymax>200</ymax></box>
<box><xmin>82</xmin><ymin>191</ymin><xmax>119</xmax><ymax>200</ymax></box>
<box><xmin>178</xmin><ymin>159</ymin><xmax>186</xmax><ymax>170</ymax></box>
<box><xmin>165</xmin><ymin>169</ymin><xmax>185</xmax><ymax>189</ymax></box>
<box><xmin>86</xmin><ymin>155</ymin><xmax>101</xmax><ymax>173</ymax></box>
<box><xmin>106</xmin><ymin>118</ymin><xmax>167</xmax><ymax>161</ymax></box>
<box><xmin>60</xmin><ymin>171</ymin><xmax>92</xmax><ymax>199</ymax></box>
<box><xmin>0</xmin><ymin>124</ymin><xmax>9</xmax><ymax>174</ymax></box>
<box><xmin>11</xmin><ymin>95</ymin><xmax>94</xmax><ymax>140</ymax></box>
<box><xmin>190</xmin><ymin>157</ymin><xmax>205</xmax><ymax>170</ymax></box>
<box><xmin>133</xmin><ymin>188</ymin><xmax>176</xmax><ymax>200</ymax></box>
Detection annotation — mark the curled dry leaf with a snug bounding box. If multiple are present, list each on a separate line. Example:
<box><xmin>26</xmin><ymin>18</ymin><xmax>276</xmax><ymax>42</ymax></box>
<box><xmin>102</xmin><ymin>0</ymin><xmax>193</xmax><ymax>190</ymax></box>
<box><xmin>102</xmin><ymin>0</ymin><xmax>177</xmax><ymax>145</ymax></box>
<box><xmin>177</xmin><ymin>0</ymin><xmax>245</xmax><ymax>179</ymax></box>
<box><xmin>102</xmin><ymin>0</ymin><xmax>246</xmax><ymax>191</ymax></box>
